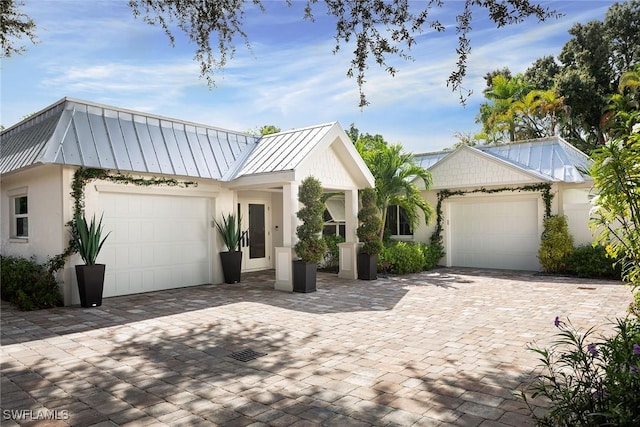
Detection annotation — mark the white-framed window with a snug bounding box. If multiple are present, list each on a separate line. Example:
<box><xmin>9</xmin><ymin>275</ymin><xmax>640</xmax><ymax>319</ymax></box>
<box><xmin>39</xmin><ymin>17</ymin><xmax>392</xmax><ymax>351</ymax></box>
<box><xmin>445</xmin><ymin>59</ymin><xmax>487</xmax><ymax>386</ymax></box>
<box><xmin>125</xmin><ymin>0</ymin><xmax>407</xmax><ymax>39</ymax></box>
<box><xmin>12</xmin><ymin>194</ymin><xmax>29</xmax><ymax>238</ymax></box>
<box><xmin>385</xmin><ymin>205</ymin><xmax>412</xmax><ymax>236</ymax></box>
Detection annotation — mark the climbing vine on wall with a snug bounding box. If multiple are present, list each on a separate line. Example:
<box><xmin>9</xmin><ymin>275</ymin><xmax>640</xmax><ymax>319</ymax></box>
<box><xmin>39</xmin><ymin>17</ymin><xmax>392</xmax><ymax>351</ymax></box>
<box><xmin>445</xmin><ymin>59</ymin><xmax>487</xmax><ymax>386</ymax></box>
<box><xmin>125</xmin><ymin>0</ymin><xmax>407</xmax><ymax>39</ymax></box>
<box><xmin>46</xmin><ymin>167</ymin><xmax>197</xmax><ymax>273</ymax></box>
<box><xmin>429</xmin><ymin>183</ymin><xmax>553</xmax><ymax>246</ymax></box>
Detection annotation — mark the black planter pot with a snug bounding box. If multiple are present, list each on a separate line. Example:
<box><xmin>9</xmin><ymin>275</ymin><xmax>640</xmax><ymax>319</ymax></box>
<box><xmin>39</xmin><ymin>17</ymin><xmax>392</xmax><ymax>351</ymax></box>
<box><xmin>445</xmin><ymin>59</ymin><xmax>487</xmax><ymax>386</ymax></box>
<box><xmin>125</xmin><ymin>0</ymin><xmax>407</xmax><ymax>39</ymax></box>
<box><xmin>293</xmin><ymin>260</ymin><xmax>317</xmax><ymax>293</ymax></box>
<box><xmin>357</xmin><ymin>253</ymin><xmax>378</xmax><ymax>280</ymax></box>
<box><xmin>220</xmin><ymin>251</ymin><xmax>242</xmax><ymax>284</ymax></box>
<box><xmin>75</xmin><ymin>264</ymin><xmax>106</xmax><ymax>308</ymax></box>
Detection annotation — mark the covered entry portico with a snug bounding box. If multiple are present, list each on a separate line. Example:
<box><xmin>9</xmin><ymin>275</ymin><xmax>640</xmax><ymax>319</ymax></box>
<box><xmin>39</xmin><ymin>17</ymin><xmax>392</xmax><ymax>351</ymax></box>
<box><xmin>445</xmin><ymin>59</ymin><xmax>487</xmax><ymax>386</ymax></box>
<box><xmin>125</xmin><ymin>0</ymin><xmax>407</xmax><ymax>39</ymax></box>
<box><xmin>227</xmin><ymin>122</ymin><xmax>375</xmax><ymax>290</ymax></box>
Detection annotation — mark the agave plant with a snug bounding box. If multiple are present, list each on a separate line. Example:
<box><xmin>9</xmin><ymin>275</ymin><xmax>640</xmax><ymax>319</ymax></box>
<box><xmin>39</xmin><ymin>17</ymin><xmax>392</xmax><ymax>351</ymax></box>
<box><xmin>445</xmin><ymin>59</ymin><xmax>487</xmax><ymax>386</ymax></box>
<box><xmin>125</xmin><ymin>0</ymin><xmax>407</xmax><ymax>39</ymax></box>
<box><xmin>72</xmin><ymin>213</ymin><xmax>111</xmax><ymax>265</ymax></box>
<box><xmin>214</xmin><ymin>212</ymin><xmax>242</xmax><ymax>252</ymax></box>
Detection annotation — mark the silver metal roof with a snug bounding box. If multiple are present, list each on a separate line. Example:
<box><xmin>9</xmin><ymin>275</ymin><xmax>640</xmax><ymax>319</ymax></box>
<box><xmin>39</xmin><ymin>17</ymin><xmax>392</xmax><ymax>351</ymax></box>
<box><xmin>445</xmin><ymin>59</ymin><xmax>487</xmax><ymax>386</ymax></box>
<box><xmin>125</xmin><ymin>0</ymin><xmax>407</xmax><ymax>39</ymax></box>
<box><xmin>234</xmin><ymin>122</ymin><xmax>336</xmax><ymax>178</ymax></box>
<box><xmin>477</xmin><ymin>137</ymin><xmax>591</xmax><ymax>182</ymax></box>
<box><xmin>414</xmin><ymin>137</ymin><xmax>592</xmax><ymax>183</ymax></box>
<box><xmin>413</xmin><ymin>151</ymin><xmax>451</xmax><ymax>169</ymax></box>
<box><xmin>1</xmin><ymin>98</ymin><xmax>259</xmax><ymax>179</ymax></box>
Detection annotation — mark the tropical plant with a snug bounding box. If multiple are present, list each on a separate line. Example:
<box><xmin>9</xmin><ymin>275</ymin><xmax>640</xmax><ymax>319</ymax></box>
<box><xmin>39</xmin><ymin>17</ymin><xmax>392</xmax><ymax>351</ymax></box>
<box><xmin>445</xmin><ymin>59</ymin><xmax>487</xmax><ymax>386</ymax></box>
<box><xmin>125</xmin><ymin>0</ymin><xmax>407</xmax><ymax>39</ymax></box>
<box><xmin>355</xmin><ymin>133</ymin><xmax>433</xmax><ymax>240</ymax></box>
<box><xmin>214</xmin><ymin>212</ymin><xmax>242</xmax><ymax>252</ymax></box>
<box><xmin>295</xmin><ymin>176</ymin><xmax>327</xmax><ymax>263</ymax></box>
<box><xmin>72</xmin><ymin>213</ymin><xmax>111</xmax><ymax>265</ymax></box>
<box><xmin>538</xmin><ymin>215</ymin><xmax>574</xmax><ymax>273</ymax></box>
<box><xmin>357</xmin><ymin>188</ymin><xmax>383</xmax><ymax>255</ymax></box>
<box><xmin>590</xmin><ymin>127</ymin><xmax>640</xmax><ymax>292</ymax></box>
<box><xmin>521</xmin><ymin>316</ymin><xmax>640</xmax><ymax>426</ymax></box>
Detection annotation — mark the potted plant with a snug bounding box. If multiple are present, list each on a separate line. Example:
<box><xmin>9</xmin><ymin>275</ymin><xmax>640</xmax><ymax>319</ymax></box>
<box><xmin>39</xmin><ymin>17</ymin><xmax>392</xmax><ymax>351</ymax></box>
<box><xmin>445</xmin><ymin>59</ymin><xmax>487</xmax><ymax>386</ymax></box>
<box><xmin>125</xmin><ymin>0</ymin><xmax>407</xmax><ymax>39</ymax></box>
<box><xmin>293</xmin><ymin>176</ymin><xmax>327</xmax><ymax>292</ymax></box>
<box><xmin>72</xmin><ymin>212</ymin><xmax>111</xmax><ymax>308</ymax></box>
<box><xmin>357</xmin><ymin>188</ymin><xmax>383</xmax><ymax>280</ymax></box>
<box><xmin>214</xmin><ymin>212</ymin><xmax>243</xmax><ymax>284</ymax></box>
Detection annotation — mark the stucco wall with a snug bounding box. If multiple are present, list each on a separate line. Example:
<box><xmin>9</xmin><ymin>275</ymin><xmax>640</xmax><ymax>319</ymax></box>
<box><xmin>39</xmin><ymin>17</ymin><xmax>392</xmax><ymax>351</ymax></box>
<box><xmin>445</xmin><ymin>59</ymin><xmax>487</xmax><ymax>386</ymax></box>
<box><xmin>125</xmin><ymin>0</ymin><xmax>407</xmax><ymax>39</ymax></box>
<box><xmin>0</xmin><ymin>165</ymin><xmax>65</xmax><ymax>263</ymax></box>
<box><xmin>560</xmin><ymin>185</ymin><xmax>594</xmax><ymax>246</ymax></box>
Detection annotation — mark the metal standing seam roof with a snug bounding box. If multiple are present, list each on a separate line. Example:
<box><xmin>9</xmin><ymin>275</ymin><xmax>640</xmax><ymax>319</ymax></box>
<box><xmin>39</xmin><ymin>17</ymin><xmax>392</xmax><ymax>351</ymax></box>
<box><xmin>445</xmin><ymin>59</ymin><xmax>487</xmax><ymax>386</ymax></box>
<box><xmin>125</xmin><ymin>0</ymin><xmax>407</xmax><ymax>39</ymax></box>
<box><xmin>413</xmin><ymin>137</ymin><xmax>592</xmax><ymax>183</ymax></box>
<box><xmin>413</xmin><ymin>151</ymin><xmax>451</xmax><ymax>169</ymax></box>
<box><xmin>233</xmin><ymin>122</ymin><xmax>337</xmax><ymax>178</ymax></box>
<box><xmin>0</xmin><ymin>98</ymin><xmax>259</xmax><ymax>180</ymax></box>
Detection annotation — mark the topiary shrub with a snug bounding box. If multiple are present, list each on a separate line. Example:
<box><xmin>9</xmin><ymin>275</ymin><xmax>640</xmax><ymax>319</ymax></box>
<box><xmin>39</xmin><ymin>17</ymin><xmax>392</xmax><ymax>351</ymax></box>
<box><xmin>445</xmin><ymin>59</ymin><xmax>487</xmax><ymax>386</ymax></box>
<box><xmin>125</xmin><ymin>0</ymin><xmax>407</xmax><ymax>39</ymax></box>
<box><xmin>379</xmin><ymin>241</ymin><xmax>425</xmax><ymax>274</ymax></box>
<box><xmin>538</xmin><ymin>215</ymin><xmax>574</xmax><ymax>273</ymax></box>
<box><xmin>357</xmin><ymin>188</ymin><xmax>383</xmax><ymax>255</ymax></box>
<box><xmin>1</xmin><ymin>255</ymin><xmax>63</xmax><ymax>311</ymax></box>
<box><xmin>295</xmin><ymin>176</ymin><xmax>327</xmax><ymax>263</ymax></box>
<box><xmin>567</xmin><ymin>244</ymin><xmax>622</xmax><ymax>279</ymax></box>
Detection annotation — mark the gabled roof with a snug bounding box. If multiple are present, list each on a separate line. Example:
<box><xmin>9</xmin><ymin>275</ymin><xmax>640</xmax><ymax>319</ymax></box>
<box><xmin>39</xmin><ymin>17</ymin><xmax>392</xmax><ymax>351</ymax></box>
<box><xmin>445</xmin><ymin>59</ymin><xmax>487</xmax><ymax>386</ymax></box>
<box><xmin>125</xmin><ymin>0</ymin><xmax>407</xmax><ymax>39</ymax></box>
<box><xmin>413</xmin><ymin>137</ymin><xmax>592</xmax><ymax>183</ymax></box>
<box><xmin>0</xmin><ymin>97</ymin><xmax>259</xmax><ymax>179</ymax></box>
<box><xmin>229</xmin><ymin>121</ymin><xmax>375</xmax><ymax>189</ymax></box>
<box><xmin>233</xmin><ymin>122</ymin><xmax>336</xmax><ymax>178</ymax></box>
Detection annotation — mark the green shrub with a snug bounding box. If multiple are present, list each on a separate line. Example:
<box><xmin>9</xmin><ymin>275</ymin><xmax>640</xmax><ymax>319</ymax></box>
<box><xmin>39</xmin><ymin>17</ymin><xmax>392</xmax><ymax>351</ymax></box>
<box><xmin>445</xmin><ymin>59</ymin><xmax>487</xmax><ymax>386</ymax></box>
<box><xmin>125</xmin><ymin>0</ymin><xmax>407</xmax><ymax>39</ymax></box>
<box><xmin>1</xmin><ymin>255</ymin><xmax>63</xmax><ymax>311</ymax></box>
<box><xmin>357</xmin><ymin>188</ymin><xmax>383</xmax><ymax>255</ymax></box>
<box><xmin>295</xmin><ymin>176</ymin><xmax>327</xmax><ymax>263</ymax></box>
<box><xmin>321</xmin><ymin>234</ymin><xmax>345</xmax><ymax>272</ymax></box>
<box><xmin>567</xmin><ymin>244</ymin><xmax>622</xmax><ymax>279</ymax></box>
<box><xmin>521</xmin><ymin>316</ymin><xmax>640</xmax><ymax>426</ymax></box>
<box><xmin>379</xmin><ymin>242</ymin><xmax>424</xmax><ymax>274</ymax></box>
<box><xmin>420</xmin><ymin>242</ymin><xmax>444</xmax><ymax>270</ymax></box>
<box><xmin>538</xmin><ymin>215</ymin><xmax>574</xmax><ymax>273</ymax></box>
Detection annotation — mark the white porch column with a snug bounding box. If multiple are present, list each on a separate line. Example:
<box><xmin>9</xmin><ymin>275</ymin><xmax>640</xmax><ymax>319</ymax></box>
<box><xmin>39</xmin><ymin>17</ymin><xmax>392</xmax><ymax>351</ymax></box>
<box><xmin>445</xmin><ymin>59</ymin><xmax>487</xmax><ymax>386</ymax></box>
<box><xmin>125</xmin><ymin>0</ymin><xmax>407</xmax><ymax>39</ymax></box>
<box><xmin>338</xmin><ymin>242</ymin><xmax>358</xmax><ymax>279</ymax></box>
<box><xmin>275</xmin><ymin>182</ymin><xmax>298</xmax><ymax>291</ymax></box>
<box><xmin>339</xmin><ymin>188</ymin><xmax>359</xmax><ymax>279</ymax></box>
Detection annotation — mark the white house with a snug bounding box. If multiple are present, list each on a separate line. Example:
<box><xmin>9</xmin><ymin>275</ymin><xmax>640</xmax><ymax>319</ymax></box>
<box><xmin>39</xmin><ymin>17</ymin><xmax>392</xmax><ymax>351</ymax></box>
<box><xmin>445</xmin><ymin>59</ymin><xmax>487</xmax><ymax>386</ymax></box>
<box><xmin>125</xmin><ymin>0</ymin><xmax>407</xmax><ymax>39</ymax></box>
<box><xmin>405</xmin><ymin>139</ymin><xmax>594</xmax><ymax>271</ymax></box>
<box><xmin>1</xmin><ymin>98</ymin><xmax>374</xmax><ymax>305</ymax></box>
<box><xmin>1</xmin><ymin>98</ymin><xmax>597</xmax><ymax>306</ymax></box>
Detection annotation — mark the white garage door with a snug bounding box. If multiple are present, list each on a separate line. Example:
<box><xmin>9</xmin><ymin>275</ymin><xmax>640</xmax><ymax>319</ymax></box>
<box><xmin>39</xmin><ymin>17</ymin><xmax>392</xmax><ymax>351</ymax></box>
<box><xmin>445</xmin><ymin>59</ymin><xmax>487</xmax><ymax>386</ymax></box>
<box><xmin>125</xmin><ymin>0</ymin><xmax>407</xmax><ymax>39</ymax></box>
<box><xmin>98</xmin><ymin>192</ymin><xmax>211</xmax><ymax>297</ymax></box>
<box><xmin>449</xmin><ymin>197</ymin><xmax>541</xmax><ymax>271</ymax></box>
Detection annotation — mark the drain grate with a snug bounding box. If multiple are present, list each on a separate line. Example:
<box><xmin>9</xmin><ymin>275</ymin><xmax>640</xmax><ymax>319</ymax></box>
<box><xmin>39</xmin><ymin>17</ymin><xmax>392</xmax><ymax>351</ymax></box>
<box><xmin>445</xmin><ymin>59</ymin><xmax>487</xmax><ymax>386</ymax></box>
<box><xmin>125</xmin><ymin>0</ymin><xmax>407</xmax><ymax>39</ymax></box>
<box><xmin>228</xmin><ymin>348</ymin><xmax>267</xmax><ymax>362</ymax></box>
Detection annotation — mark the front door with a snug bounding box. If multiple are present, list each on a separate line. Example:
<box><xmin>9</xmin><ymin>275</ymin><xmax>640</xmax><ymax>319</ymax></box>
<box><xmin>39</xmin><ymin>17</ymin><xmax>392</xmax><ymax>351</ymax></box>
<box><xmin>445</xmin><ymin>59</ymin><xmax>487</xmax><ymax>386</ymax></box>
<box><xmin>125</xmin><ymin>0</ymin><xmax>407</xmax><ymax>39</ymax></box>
<box><xmin>239</xmin><ymin>200</ymin><xmax>271</xmax><ymax>271</ymax></box>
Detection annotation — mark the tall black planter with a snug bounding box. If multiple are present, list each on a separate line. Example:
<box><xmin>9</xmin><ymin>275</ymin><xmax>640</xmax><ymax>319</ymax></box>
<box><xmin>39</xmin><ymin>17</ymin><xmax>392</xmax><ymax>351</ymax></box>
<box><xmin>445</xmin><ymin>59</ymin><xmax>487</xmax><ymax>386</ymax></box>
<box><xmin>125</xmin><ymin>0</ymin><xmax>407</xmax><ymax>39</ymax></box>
<box><xmin>75</xmin><ymin>264</ymin><xmax>105</xmax><ymax>308</ymax></box>
<box><xmin>220</xmin><ymin>251</ymin><xmax>242</xmax><ymax>284</ymax></box>
<box><xmin>293</xmin><ymin>260</ymin><xmax>317</xmax><ymax>293</ymax></box>
<box><xmin>357</xmin><ymin>253</ymin><xmax>378</xmax><ymax>280</ymax></box>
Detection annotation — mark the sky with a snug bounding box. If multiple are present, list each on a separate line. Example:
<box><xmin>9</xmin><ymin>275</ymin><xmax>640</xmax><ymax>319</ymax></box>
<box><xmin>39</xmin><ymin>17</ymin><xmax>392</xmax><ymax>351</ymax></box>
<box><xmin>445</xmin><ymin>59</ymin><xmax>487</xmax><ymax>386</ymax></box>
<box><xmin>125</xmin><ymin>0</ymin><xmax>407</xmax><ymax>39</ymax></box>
<box><xmin>1</xmin><ymin>0</ymin><xmax>618</xmax><ymax>153</ymax></box>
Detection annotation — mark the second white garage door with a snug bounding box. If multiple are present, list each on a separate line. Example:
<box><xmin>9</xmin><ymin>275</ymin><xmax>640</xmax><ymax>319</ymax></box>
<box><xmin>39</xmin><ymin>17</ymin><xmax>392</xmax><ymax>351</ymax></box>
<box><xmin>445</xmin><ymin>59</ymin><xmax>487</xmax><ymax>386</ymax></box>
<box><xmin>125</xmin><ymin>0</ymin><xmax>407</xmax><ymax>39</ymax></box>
<box><xmin>98</xmin><ymin>192</ymin><xmax>211</xmax><ymax>297</ymax></box>
<box><xmin>449</xmin><ymin>197</ymin><xmax>541</xmax><ymax>271</ymax></box>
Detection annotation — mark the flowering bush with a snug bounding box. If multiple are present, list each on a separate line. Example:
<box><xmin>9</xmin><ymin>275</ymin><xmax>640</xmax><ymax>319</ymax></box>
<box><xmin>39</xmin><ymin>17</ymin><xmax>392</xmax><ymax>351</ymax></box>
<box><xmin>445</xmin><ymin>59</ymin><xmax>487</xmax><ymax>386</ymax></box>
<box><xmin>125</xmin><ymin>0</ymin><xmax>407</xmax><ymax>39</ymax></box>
<box><xmin>521</xmin><ymin>315</ymin><xmax>640</xmax><ymax>426</ymax></box>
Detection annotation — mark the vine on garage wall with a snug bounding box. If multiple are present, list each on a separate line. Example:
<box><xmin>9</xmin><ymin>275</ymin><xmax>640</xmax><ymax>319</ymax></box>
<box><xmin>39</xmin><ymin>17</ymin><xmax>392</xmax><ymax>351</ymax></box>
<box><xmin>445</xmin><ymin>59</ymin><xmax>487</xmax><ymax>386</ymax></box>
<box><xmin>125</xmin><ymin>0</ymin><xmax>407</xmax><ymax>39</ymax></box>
<box><xmin>46</xmin><ymin>167</ymin><xmax>197</xmax><ymax>273</ymax></box>
<box><xmin>429</xmin><ymin>183</ymin><xmax>553</xmax><ymax>246</ymax></box>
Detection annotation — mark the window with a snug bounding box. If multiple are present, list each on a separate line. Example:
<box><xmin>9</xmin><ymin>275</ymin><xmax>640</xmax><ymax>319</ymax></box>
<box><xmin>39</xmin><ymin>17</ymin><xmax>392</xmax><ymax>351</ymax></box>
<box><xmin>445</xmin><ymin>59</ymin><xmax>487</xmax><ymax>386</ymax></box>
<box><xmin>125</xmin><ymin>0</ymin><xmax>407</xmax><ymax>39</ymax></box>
<box><xmin>12</xmin><ymin>195</ymin><xmax>28</xmax><ymax>238</ymax></box>
<box><xmin>385</xmin><ymin>205</ymin><xmax>412</xmax><ymax>236</ymax></box>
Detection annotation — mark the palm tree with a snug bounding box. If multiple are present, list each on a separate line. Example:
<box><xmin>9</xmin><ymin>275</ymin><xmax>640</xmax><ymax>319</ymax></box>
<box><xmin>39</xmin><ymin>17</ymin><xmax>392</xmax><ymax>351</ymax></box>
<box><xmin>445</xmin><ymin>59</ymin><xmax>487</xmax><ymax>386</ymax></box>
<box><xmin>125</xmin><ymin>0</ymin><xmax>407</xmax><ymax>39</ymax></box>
<box><xmin>478</xmin><ymin>74</ymin><xmax>531</xmax><ymax>142</ymax></box>
<box><xmin>356</xmin><ymin>135</ymin><xmax>433</xmax><ymax>240</ymax></box>
<box><xmin>511</xmin><ymin>89</ymin><xmax>566</xmax><ymax>139</ymax></box>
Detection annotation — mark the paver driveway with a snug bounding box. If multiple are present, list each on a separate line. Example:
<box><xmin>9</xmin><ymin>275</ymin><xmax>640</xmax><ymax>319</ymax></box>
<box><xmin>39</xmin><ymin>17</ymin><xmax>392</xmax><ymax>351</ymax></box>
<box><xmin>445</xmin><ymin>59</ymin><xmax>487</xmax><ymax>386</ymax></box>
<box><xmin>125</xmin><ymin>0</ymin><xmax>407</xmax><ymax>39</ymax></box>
<box><xmin>1</xmin><ymin>268</ymin><xmax>633</xmax><ymax>426</ymax></box>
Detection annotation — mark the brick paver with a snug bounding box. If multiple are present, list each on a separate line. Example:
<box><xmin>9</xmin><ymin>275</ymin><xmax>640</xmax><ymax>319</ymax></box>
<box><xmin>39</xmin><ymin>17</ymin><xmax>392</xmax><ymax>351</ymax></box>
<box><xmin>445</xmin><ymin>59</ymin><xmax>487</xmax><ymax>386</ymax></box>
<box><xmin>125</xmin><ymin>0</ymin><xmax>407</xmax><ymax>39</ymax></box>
<box><xmin>1</xmin><ymin>268</ymin><xmax>632</xmax><ymax>426</ymax></box>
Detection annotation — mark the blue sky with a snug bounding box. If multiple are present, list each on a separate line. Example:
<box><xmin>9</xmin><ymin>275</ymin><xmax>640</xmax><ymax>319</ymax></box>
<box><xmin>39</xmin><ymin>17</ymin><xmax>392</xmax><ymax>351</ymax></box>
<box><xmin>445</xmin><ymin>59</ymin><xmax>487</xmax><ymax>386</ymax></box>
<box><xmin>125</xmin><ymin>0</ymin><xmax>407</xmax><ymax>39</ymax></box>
<box><xmin>1</xmin><ymin>0</ymin><xmax>616</xmax><ymax>153</ymax></box>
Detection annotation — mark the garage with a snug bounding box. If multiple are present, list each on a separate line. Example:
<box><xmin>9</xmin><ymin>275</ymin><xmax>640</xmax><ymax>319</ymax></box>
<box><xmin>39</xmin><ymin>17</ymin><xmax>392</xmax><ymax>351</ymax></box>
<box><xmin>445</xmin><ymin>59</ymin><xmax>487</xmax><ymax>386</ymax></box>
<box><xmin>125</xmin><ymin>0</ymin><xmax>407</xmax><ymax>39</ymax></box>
<box><xmin>448</xmin><ymin>196</ymin><xmax>541</xmax><ymax>271</ymax></box>
<box><xmin>98</xmin><ymin>192</ymin><xmax>212</xmax><ymax>297</ymax></box>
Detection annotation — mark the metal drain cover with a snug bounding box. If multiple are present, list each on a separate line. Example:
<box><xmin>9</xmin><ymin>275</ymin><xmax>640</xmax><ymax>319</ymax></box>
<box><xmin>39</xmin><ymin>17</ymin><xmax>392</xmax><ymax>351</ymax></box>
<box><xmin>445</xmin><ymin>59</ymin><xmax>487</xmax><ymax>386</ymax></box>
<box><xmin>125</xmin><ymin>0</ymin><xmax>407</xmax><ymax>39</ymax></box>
<box><xmin>228</xmin><ymin>348</ymin><xmax>267</xmax><ymax>362</ymax></box>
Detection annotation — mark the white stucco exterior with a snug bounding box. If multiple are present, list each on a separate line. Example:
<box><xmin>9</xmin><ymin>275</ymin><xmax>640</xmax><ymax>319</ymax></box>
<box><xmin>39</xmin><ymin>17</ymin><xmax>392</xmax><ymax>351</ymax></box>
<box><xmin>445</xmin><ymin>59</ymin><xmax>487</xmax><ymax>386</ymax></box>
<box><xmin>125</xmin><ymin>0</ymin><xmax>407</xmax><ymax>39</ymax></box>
<box><xmin>1</xmin><ymin>99</ymin><xmax>374</xmax><ymax>304</ymax></box>
<box><xmin>411</xmin><ymin>142</ymin><xmax>595</xmax><ymax>272</ymax></box>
